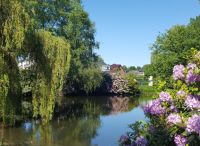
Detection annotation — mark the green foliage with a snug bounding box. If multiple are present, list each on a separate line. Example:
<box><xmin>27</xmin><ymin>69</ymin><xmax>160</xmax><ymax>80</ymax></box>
<box><xmin>0</xmin><ymin>0</ymin><xmax>30</xmax><ymax>125</ymax></box>
<box><xmin>80</xmin><ymin>67</ymin><xmax>103</xmax><ymax>94</ymax></box>
<box><xmin>0</xmin><ymin>74</ymin><xmax>9</xmax><ymax>125</ymax></box>
<box><xmin>122</xmin><ymin>66</ymin><xmax>137</xmax><ymax>73</ymax></box>
<box><xmin>31</xmin><ymin>30</ymin><xmax>71</xmax><ymax>123</ymax></box>
<box><xmin>126</xmin><ymin>74</ymin><xmax>139</xmax><ymax>95</ymax></box>
<box><xmin>142</xmin><ymin>64</ymin><xmax>153</xmax><ymax>78</ymax></box>
<box><xmin>0</xmin><ymin>0</ymin><xmax>101</xmax><ymax>125</ymax></box>
<box><xmin>150</xmin><ymin>18</ymin><xmax>200</xmax><ymax>80</ymax></box>
<box><xmin>26</xmin><ymin>0</ymin><xmax>102</xmax><ymax>95</ymax></box>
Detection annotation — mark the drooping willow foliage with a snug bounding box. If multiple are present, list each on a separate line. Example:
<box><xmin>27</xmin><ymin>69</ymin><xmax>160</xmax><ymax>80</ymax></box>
<box><xmin>0</xmin><ymin>0</ymin><xmax>29</xmax><ymax>125</ymax></box>
<box><xmin>0</xmin><ymin>0</ymin><xmax>71</xmax><ymax>125</ymax></box>
<box><xmin>31</xmin><ymin>30</ymin><xmax>71</xmax><ymax>123</ymax></box>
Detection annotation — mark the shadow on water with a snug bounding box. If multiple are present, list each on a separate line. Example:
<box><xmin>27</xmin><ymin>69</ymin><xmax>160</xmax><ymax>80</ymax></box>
<box><xmin>0</xmin><ymin>95</ymin><xmax>152</xmax><ymax>146</ymax></box>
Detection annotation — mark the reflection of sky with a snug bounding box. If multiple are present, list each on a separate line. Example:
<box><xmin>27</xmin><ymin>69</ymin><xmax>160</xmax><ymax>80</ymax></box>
<box><xmin>92</xmin><ymin>107</ymin><xmax>146</xmax><ymax>146</ymax></box>
<box><xmin>35</xmin><ymin>131</ymin><xmax>41</xmax><ymax>141</ymax></box>
<box><xmin>23</xmin><ymin>122</ymin><xmax>32</xmax><ymax>132</ymax></box>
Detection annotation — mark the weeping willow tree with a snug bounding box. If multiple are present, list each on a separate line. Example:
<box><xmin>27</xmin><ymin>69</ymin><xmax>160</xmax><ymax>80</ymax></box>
<box><xmin>0</xmin><ymin>0</ymin><xmax>71</xmax><ymax>125</ymax></box>
<box><xmin>31</xmin><ymin>30</ymin><xmax>71</xmax><ymax>123</ymax></box>
<box><xmin>0</xmin><ymin>0</ymin><xmax>30</xmax><ymax>125</ymax></box>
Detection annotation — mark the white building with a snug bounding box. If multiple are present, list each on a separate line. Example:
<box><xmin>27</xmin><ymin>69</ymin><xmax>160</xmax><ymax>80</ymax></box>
<box><xmin>148</xmin><ymin>76</ymin><xmax>153</xmax><ymax>86</ymax></box>
<box><xmin>101</xmin><ymin>64</ymin><xmax>110</xmax><ymax>72</ymax></box>
<box><xmin>18</xmin><ymin>60</ymin><xmax>33</xmax><ymax>69</ymax></box>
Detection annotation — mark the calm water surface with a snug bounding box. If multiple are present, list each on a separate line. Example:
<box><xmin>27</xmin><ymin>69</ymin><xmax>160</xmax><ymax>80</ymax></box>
<box><xmin>0</xmin><ymin>96</ymin><xmax>151</xmax><ymax>146</ymax></box>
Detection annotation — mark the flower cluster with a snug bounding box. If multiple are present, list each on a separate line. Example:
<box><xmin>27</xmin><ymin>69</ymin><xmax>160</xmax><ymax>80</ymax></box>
<box><xmin>173</xmin><ymin>65</ymin><xmax>185</xmax><ymax>80</ymax></box>
<box><xmin>173</xmin><ymin>63</ymin><xmax>200</xmax><ymax>84</ymax></box>
<box><xmin>143</xmin><ymin>99</ymin><xmax>165</xmax><ymax>115</ymax></box>
<box><xmin>159</xmin><ymin>91</ymin><xmax>172</xmax><ymax>102</ymax></box>
<box><xmin>167</xmin><ymin>113</ymin><xmax>182</xmax><ymax>125</ymax></box>
<box><xmin>135</xmin><ymin>136</ymin><xmax>148</xmax><ymax>146</ymax></box>
<box><xmin>119</xmin><ymin>135</ymin><xmax>148</xmax><ymax>146</ymax></box>
<box><xmin>185</xmin><ymin>95</ymin><xmax>200</xmax><ymax>110</ymax></box>
<box><xmin>174</xmin><ymin>135</ymin><xmax>187</xmax><ymax>146</ymax></box>
<box><xmin>186</xmin><ymin>114</ymin><xmax>200</xmax><ymax>135</ymax></box>
<box><xmin>187</xmin><ymin>63</ymin><xmax>197</xmax><ymax>70</ymax></box>
<box><xmin>186</xmin><ymin>70</ymin><xmax>200</xmax><ymax>84</ymax></box>
<box><xmin>119</xmin><ymin>135</ymin><xmax>130</xmax><ymax>144</ymax></box>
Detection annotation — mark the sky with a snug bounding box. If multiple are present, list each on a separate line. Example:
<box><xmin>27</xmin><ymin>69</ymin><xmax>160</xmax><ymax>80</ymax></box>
<box><xmin>82</xmin><ymin>0</ymin><xmax>200</xmax><ymax>67</ymax></box>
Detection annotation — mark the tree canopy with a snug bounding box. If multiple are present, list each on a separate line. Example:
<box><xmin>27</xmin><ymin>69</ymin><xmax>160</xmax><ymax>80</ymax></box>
<box><xmin>0</xmin><ymin>0</ymin><xmax>77</xmax><ymax>124</ymax></box>
<box><xmin>148</xmin><ymin>16</ymin><xmax>200</xmax><ymax>80</ymax></box>
<box><xmin>0</xmin><ymin>0</ymin><xmax>103</xmax><ymax>125</ymax></box>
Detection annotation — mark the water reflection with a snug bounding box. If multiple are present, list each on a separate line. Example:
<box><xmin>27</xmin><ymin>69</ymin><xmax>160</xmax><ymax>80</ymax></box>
<box><xmin>0</xmin><ymin>96</ymin><xmax>151</xmax><ymax>146</ymax></box>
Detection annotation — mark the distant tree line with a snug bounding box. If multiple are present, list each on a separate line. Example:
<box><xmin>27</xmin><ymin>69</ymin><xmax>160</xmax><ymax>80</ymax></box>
<box><xmin>122</xmin><ymin>65</ymin><xmax>143</xmax><ymax>73</ymax></box>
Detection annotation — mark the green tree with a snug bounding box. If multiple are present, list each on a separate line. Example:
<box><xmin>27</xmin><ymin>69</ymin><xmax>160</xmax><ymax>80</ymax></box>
<box><xmin>0</xmin><ymin>0</ymin><xmax>72</xmax><ymax>125</ymax></box>
<box><xmin>30</xmin><ymin>30</ymin><xmax>71</xmax><ymax>123</ymax></box>
<box><xmin>26</xmin><ymin>0</ymin><xmax>102</xmax><ymax>94</ymax></box>
<box><xmin>142</xmin><ymin>64</ymin><xmax>153</xmax><ymax>78</ymax></box>
<box><xmin>0</xmin><ymin>0</ymin><xmax>30</xmax><ymax>125</ymax></box>
<box><xmin>150</xmin><ymin>20</ymin><xmax>200</xmax><ymax>80</ymax></box>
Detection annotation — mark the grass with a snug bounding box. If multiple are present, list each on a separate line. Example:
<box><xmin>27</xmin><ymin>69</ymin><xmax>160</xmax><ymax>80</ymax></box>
<box><xmin>137</xmin><ymin>78</ymin><xmax>158</xmax><ymax>97</ymax></box>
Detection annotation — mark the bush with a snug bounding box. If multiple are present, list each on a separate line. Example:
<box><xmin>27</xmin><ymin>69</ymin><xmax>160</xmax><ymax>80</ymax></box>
<box><xmin>126</xmin><ymin>74</ymin><xmax>140</xmax><ymax>95</ymax></box>
<box><xmin>119</xmin><ymin>50</ymin><xmax>200</xmax><ymax>146</ymax></box>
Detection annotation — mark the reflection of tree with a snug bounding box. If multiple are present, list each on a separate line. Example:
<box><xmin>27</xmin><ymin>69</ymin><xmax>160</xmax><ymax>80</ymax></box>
<box><xmin>0</xmin><ymin>96</ymin><xmax>152</xmax><ymax>145</ymax></box>
<box><xmin>30</xmin><ymin>101</ymin><xmax>101</xmax><ymax>146</ymax></box>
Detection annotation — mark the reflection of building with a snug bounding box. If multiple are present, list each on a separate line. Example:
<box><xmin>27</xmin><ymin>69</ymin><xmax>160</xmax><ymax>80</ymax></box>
<box><xmin>18</xmin><ymin>60</ymin><xmax>33</xmax><ymax>69</ymax></box>
<box><xmin>108</xmin><ymin>96</ymin><xmax>129</xmax><ymax>114</ymax></box>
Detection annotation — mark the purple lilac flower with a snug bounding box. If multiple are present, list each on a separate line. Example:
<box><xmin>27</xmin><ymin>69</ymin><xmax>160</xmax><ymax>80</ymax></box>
<box><xmin>143</xmin><ymin>99</ymin><xmax>165</xmax><ymax>116</ymax></box>
<box><xmin>129</xmin><ymin>142</ymin><xmax>137</xmax><ymax>146</ymax></box>
<box><xmin>173</xmin><ymin>65</ymin><xmax>185</xmax><ymax>80</ymax></box>
<box><xmin>170</xmin><ymin>104</ymin><xmax>178</xmax><ymax>112</ymax></box>
<box><xmin>174</xmin><ymin>135</ymin><xmax>187</xmax><ymax>146</ymax></box>
<box><xmin>186</xmin><ymin>114</ymin><xmax>200</xmax><ymax>135</ymax></box>
<box><xmin>148</xmin><ymin>125</ymin><xmax>155</xmax><ymax>133</ymax></box>
<box><xmin>176</xmin><ymin>90</ymin><xmax>186</xmax><ymax>97</ymax></box>
<box><xmin>135</xmin><ymin>136</ymin><xmax>147</xmax><ymax>146</ymax></box>
<box><xmin>119</xmin><ymin>135</ymin><xmax>130</xmax><ymax>144</ymax></box>
<box><xmin>186</xmin><ymin>70</ymin><xmax>200</xmax><ymax>84</ymax></box>
<box><xmin>185</xmin><ymin>95</ymin><xmax>200</xmax><ymax>110</ymax></box>
<box><xmin>187</xmin><ymin>63</ymin><xmax>197</xmax><ymax>70</ymax></box>
<box><xmin>167</xmin><ymin>113</ymin><xmax>182</xmax><ymax>125</ymax></box>
<box><xmin>159</xmin><ymin>92</ymin><xmax>172</xmax><ymax>102</ymax></box>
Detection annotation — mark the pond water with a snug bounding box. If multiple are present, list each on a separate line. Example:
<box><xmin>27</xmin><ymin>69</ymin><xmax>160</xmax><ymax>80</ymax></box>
<box><xmin>0</xmin><ymin>96</ymin><xmax>151</xmax><ymax>146</ymax></box>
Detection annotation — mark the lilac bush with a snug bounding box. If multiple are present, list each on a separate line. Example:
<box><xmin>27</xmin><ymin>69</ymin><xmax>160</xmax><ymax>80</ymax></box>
<box><xmin>119</xmin><ymin>51</ymin><xmax>200</xmax><ymax>146</ymax></box>
<box><xmin>174</xmin><ymin>135</ymin><xmax>187</xmax><ymax>146</ymax></box>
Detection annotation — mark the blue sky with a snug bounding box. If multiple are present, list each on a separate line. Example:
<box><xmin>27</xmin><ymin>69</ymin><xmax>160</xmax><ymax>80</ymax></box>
<box><xmin>82</xmin><ymin>0</ymin><xmax>200</xmax><ymax>67</ymax></box>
